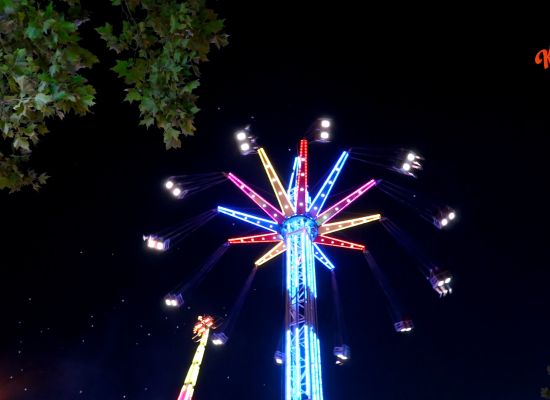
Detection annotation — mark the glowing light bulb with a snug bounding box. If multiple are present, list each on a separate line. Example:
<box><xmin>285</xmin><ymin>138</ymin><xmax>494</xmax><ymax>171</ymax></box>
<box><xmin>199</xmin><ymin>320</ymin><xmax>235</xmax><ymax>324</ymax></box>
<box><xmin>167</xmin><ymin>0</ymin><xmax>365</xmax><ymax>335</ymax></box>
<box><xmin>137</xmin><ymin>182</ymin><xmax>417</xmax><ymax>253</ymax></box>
<box><xmin>240</xmin><ymin>142</ymin><xmax>250</xmax><ymax>152</ymax></box>
<box><xmin>172</xmin><ymin>187</ymin><xmax>182</xmax><ymax>197</ymax></box>
<box><xmin>320</xmin><ymin>119</ymin><xmax>331</xmax><ymax>128</ymax></box>
<box><xmin>156</xmin><ymin>242</ymin><xmax>164</xmax><ymax>250</ymax></box>
<box><xmin>165</xmin><ymin>298</ymin><xmax>172</xmax><ymax>306</ymax></box>
<box><xmin>320</xmin><ymin>131</ymin><xmax>330</xmax><ymax>140</ymax></box>
<box><xmin>448</xmin><ymin>211</ymin><xmax>456</xmax><ymax>220</ymax></box>
<box><xmin>441</xmin><ymin>218</ymin><xmax>448</xmax><ymax>226</ymax></box>
<box><xmin>147</xmin><ymin>238</ymin><xmax>156</xmax><ymax>248</ymax></box>
<box><xmin>407</xmin><ymin>153</ymin><xmax>416</xmax><ymax>161</ymax></box>
<box><xmin>445</xmin><ymin>277</ymin><xmax>452</xmax><ymax>284</ymax></box>
<box><xmin>165</xmin><ymin>180</ymin><xmax>174</xmax><ymax>189</ymax></box>
<box><xmin>236</xmin><ymin>131</ymin><xmax>247</xmax><ymax>141</ymax></box>
<box><xmin>402</xmin><ymin>162</ymin><xmax>411</xmax><ymax>171</ymax></box>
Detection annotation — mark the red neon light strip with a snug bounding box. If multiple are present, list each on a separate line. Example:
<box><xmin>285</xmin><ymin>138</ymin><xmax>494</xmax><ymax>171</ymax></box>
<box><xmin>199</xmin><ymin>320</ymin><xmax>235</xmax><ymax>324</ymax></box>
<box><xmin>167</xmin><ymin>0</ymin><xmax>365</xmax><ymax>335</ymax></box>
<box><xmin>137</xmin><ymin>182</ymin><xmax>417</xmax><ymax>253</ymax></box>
<box><xmin>316</xmin><ymin>179</ymin><xmax>377</xmax><ymax>225</ymax></box>
<box><xmin>314</xmin><ymin>235</ymin><xmax>365</xmax><ymax>251</ymax></box>
<box><xmin>227</xmin><ymin>173</ymin><xmax>286</xmax><ymax>224</ymax></box>
<box><xmin>296</xmin><ymin>139</ymin><xmax>308</xmax><ymax>213</ymax></box>
<box><xmin>228</xmin><ymin>233</ymin><xmax>281</xmax><ymax>244</ymax></box>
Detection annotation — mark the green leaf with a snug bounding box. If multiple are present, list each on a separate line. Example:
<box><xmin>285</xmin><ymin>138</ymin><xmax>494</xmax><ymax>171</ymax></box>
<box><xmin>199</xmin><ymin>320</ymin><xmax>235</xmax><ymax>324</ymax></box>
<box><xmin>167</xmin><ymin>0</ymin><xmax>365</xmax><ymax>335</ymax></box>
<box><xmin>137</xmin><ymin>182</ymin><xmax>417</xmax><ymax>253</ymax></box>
<box><xmin>183</xmin><ymin>80</ymin><xmax>200</xmax><ymax>92</ymax></box>
<box><xmin>112</xmin><ymin>59</ymin><xmax>129</xmax><ymax>77</ymax></box>
<box><xmin>13</xmin><ymin>136</ymin><xmax>30</xmax><ymax>151</ymax></box>
<box><xmin>34</xmin><ymin>93</ymin><xmax>52</xmax><ymax>109</ymax></box>
<box><xmin>25</xmin><ymin>24</ymin><xmax>41</xmax><ymax>40</ymax></box>
<box><xmin>96</xmin><ymin>23</ymin><xmax>113</xmax><ymax>39</ymax></box>
<box><xmin>124</xmin><ymin>89</ymin><xmax>142</xmax><ymax>102</ymax></box>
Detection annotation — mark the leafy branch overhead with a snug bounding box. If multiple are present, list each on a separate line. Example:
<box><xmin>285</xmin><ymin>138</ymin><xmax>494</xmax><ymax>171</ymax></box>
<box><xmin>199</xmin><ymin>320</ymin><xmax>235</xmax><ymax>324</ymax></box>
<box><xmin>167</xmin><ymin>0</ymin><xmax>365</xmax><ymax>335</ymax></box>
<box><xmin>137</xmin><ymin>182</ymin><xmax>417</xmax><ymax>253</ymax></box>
<box><xmin>1</xmin><ymin>0</ymin><xmax>227</xmax><ymax>192</ymax></box>
<box><xmin>0</xmin><ymin>0</ymin><xmax>97</xmax><ymax>191</ymax></box>
<box><xmin>97</xmin><ymin>0</ymin><xmax>228</xmax><ymax>149</ymax></box>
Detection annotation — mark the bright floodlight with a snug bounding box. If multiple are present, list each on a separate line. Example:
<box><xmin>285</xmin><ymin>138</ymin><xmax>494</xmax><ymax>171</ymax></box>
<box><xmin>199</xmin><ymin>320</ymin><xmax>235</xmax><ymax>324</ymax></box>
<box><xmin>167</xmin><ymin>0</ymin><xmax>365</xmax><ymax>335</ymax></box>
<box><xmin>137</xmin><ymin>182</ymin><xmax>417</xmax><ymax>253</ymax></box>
<box><xmin>320</xmin><ymin>119</ymin><xmax>331</xmax><ymax>128</ymax></box>
<box><xmin>274</xmin><ymin>350</ymin><xmax>284</xmax><ymax>365</ymax></box>
<box><xmin>164</xmin><ymin>293</ymin><xmax>183</xmax><ymax>308</ymax></box>
<box><xmin>147</xmin><ymin>238</ymin><xmax>156</xmax><ymax>248</ymax></box>
<box><xmin>236</xmin><ymin>131</ymin><xmax>247</xmax><ymax>141</ymax></box>
<box><xmin>441</xmin><ymin>218</ymin><xmax>448</xmax><ymax>227</ymax></box>
<box><xmin>320</xmin><ymin>131</ymin><xmax>330</xmax><ymax>140</ymax></box>
<box><xmin>240</xmin><ymin>142</ymin><xmax>250</xmax><ymax>152</ymax></box>
<box><xmin>156</xmin><ymin>241</ymin><xmax>164</xmax><ymax>250</ymax></box>
<box><xmin>211</xmin><ymin>332</ymin><xmax>228</xmax><ymax>346</ymax></box>
<box><xmin>172</xmin><ymin>187</ymin><xmax>182</xmax><ymax>197</ymax></box>
<box><xmin>407</xmin><ymin>152</ymin><xmax>416</xmax><ymax>161</ymax></box>
<box><xmin>448</xmin><ymin>211</ymin><xmax>456</xmax><ymax>220</ymax></box>
<box><xmin>445</xmin><ymin>277</ymin><xmax>452</xmax><ymax>284</ymax></box>
<box><xmin>165</xmin><ymin>180</ymin><xmax>174</xmax><ymax>190</ymax></box>
<box><xmin>438</xmin><ymin>280</ymin><xmax>445</xmax><ymax>287</ymax></box>
<box><xmin>402</xmin><ymin>162</ymin><xmax>411</xmax><ymax>172</ymax></box>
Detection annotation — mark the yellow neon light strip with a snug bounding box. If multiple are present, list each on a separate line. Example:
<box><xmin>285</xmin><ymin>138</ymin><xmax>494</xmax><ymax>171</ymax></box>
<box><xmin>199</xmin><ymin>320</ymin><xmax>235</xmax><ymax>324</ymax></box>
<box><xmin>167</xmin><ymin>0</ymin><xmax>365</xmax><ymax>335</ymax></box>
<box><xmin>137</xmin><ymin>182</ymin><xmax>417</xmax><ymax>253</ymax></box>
<box><xmin>177</xmin><ymin>329</ymin><xmax>210</xmax><ymax>400</ymax></box>
<box><xmin>258</xmin><ymin>148</ymin><xmax>295</xmax><ymax>216</ymax></box>
<box><xmin>254</xmin><ymin>241</ymin><xmax>287</xmax><ymax>266</ymax></box>
<box><xmin>319</xmin><ymin>214</ymin><xmax>382</xmax><ymax>235</ymax></box>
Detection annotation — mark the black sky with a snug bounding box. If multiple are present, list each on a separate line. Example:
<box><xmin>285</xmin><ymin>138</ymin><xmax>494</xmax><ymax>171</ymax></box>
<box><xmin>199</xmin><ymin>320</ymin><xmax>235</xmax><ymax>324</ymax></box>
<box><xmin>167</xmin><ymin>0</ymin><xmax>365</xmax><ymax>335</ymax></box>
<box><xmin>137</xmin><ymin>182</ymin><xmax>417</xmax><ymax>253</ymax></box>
<box><xmin>2</xmin><ymin>2</ymin><xmax>550</xmax><ymax>400</ymax></box>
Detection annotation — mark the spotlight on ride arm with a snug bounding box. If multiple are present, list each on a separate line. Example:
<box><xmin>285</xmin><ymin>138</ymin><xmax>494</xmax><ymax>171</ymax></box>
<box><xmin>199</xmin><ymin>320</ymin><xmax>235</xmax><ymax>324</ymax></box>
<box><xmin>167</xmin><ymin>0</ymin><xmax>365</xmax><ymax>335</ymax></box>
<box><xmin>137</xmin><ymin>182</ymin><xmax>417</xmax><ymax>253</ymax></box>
<box><xmin>235</xmin><ymin>130</ymin><xmax>247</xmax><ymax>141</ymax></box>
<box><xmin>434</xmin><ymin>207</ymin><xmax>457</xmax><ymax>229</ymax></box>
<box><xmin>211</xmin><ymin>332</ymin><xmax>228</xmax><ymax>346</ymax></box>
<box><xmin>144</xmin><ymin>235</ymin><xmax>170</xmax><ymax>251</ymax></box>
<box><xmin>313</xmin><ymin>118</ymin><xmax>332</xmax><ymax>142</ymax></box>
<box><xmin>333</xmin><ymin>345</ymin><xmax>351</xmax><ymax>365</ymax></box>
<box><xmin>234</xmin><ymin>126</ymin><xmax>258</xmax><ymax>155</ymax></box>
<box><xmin>428</xmin><ymin>268</ymin><xmax>453</xmax><ymax>297</ymax></box>
<box><xmin>394</xmin><ymin>319</ymin><xmax>414</xmax><ymax>333</ymax></box>
<box><xmin>396</xmin><ymin>150</ymin><xmax>423</xmax><ymax>177</ymax></box>
<box><xmin>274</xmin><ymin>350</ymin><xmax>285</xmax><ymax>365</ymax></box>
<box><xmin>165</xmin><ymin>180</ymin><xmax>174</xmax><ymax>189</ymax></box>
<box><xmin>164</xmin><ymin>293</ymin><xmax>184</xmax><ymax>308</ymax></box>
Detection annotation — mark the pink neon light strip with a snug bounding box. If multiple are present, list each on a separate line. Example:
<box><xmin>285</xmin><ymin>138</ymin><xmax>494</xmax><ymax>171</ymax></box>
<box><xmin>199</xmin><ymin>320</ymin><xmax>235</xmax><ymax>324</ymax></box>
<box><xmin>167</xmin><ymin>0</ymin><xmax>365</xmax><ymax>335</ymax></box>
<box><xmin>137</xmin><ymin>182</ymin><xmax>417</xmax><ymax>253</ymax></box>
<box><xmin>296</xmin><ymin>139</ymin><xmax>308</xmax><ymax>213</ymax></box>
<box><xmin>314</xmin><ymin>235</ymin><xmax>365</xmax><ymax>251</ymax></box>
<box><xmin>316</xmin><ymin>179</ymin><xmax>377</xmax><ymax>224</ymax></box>
<box><xmin>177</xmin><ymin>385</ymin><xmax>191</xmax><ymax>400</ymax></box>
<box><xmin>228</xmin><ymin>233</ymin><xmax>281</xmax><ymax>244</ymax></box>
<box><xmin>227</xmin><ymin>173</ymin><xmax>285</xmax><ymax>223</ymax></box>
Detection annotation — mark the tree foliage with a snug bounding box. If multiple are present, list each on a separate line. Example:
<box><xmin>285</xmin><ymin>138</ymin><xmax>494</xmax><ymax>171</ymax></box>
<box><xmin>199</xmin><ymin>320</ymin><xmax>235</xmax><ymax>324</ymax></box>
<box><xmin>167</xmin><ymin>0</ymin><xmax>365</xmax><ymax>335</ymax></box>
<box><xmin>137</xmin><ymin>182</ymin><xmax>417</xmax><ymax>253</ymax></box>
<box><xmin>0</xmin><ymin>0</ymin><xmax>227</xmax><ymax>192</ymax></box>
<box><xmin>96</xmin><ymin>0</ymin><xmax>228</xmax><ymax>149</ymax></box>
<box><xmin>0</xmin><ymin>0</ymin><xmax>97</xmax><ymax>191</ymax></box>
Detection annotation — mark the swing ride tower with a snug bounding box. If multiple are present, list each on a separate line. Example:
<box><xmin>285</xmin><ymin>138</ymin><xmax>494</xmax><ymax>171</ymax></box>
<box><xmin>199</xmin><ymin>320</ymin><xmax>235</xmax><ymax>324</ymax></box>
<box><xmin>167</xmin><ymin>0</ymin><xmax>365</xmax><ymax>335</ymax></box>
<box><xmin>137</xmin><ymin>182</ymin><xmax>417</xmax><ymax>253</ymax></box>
<box><xmin>218</xmin><ymin>137</ymin><xmax>381</xmax><ymax>400</ymax></box>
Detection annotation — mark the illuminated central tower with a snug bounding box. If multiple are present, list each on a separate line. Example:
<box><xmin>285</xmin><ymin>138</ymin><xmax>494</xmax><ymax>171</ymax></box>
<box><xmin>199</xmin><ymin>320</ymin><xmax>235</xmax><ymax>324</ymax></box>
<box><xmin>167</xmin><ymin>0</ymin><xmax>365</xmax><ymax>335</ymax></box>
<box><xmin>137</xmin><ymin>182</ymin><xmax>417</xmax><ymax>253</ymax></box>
<box><xmin>283</xmin><ymin>215</ymin><xmax>322</xmax><ymax>399</ymax></box>
<box><xmin>218</xmin><ymin>137</ymin><xmax>381</xmax><ymax>399</ymax></box>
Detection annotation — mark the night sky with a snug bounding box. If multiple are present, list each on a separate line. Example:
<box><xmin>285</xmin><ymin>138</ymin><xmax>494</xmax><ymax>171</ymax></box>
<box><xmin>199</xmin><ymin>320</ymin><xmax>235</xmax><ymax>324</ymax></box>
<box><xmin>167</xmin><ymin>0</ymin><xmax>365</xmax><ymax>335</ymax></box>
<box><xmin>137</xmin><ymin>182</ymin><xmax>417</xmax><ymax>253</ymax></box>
<box><xmin>2</xmin><ymin>2</ymin><xmax>550</xmax><ymax>400</ymax></box>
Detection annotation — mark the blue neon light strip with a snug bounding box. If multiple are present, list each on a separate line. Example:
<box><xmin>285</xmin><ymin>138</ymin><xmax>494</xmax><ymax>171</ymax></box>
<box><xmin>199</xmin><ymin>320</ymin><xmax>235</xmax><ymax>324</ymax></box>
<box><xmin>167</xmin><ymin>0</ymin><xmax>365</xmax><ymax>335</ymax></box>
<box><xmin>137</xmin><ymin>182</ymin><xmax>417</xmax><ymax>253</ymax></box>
<box><xmin>312</xmin><ymin>244</ymin><xmax>335</xmax><ymax>271</ymax></box>
<box><xmin>286</xmin><ymin>329</ymin><xmax>291</xmax><ymax>400</ymax></box>
<box><xmin>316</xmin><ymin>333</ymin><xmax>323</xmax><ymax>399</ymax></box>
<box><xmin>217</xmin><ymin>206</ymin><xmax>278</xmax><ymax>233</ymax></box>
<box><xmin>287</xmin><ymin>156</ymin><xmax>299</xmax><ymax>202</ymax></box>
<box><xmin>308</xmin><ymin>151</ymin><xmax>349</xmax><ymax>217</ymax></box>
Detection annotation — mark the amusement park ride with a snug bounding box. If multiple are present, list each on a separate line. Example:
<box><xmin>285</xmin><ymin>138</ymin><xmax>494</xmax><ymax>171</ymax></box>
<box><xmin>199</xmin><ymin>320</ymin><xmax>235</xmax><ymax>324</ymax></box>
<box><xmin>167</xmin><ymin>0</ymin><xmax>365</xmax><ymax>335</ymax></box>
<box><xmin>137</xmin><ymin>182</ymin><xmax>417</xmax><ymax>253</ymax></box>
<box><xmin>145</xmin><ymin>118</ymin><xmax>458</xmax><ymax>400</ymax></box>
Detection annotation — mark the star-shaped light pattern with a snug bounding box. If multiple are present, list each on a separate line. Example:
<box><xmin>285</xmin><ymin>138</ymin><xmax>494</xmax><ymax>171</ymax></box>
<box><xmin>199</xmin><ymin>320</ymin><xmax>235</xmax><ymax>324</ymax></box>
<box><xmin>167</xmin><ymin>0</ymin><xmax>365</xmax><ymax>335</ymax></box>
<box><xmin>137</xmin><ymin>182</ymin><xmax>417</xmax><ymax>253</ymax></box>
<box><xmin>217</xmin><ymin>139</ymin><xmax>381</xmax><ymax>400</ymax></box>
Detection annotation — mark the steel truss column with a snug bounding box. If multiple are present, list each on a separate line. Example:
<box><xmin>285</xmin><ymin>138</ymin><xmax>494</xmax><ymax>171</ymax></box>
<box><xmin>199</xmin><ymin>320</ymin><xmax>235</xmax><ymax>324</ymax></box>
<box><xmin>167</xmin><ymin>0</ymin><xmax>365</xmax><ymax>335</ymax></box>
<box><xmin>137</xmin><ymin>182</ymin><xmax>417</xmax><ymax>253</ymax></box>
<box><xmin>284</xmin><ymin>216</ymin><xmax>324</xmax><ymax>400</ymax></box>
